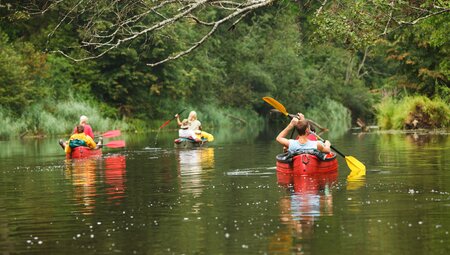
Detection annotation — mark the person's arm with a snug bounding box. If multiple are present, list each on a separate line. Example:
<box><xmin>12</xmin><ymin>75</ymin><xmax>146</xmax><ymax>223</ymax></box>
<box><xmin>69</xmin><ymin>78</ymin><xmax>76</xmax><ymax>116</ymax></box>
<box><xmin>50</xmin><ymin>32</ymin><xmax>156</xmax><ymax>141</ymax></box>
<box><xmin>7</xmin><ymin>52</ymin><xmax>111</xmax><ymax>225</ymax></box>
<box><xmin>276</xmin><ymin>117</ymin><xmax>299</xmax><ymax>148</ymax></box>
<box><xmin>316</xmin><ymin>140</ymin><xmax>331</xmax><ymax>153</ymax></box>
<box><xmin>85</xmin><ymin>135</ymin><xmax>98</xmax><ymax>149</ymax></box>
<box><xmin>175</xmin><ymin>114</ymin><xmax>182</xmax><ymax>126</ymax></box>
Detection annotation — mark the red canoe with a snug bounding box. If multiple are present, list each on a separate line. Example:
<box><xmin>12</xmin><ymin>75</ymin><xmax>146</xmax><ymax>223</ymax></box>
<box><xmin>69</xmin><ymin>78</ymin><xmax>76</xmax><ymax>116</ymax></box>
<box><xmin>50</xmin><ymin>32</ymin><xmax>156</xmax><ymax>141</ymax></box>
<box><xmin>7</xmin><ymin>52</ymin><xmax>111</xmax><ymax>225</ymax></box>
<box><xmin>276</xmin><ymin>151</ymin><xmax>338</xmax><ymax>175</ymax></box>
<box><xmin>67</xmin><ymin>146</ymin><xmax>102</xmax><ymax>159</ymax></box>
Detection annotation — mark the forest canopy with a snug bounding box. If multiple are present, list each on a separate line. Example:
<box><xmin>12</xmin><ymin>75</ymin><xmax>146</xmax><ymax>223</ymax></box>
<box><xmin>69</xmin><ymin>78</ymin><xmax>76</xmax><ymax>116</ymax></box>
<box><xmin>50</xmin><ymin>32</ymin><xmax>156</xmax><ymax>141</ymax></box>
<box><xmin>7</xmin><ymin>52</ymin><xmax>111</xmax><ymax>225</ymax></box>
<box><xmin>0</xmin><ymin>0</ymin><xmax>448</xmax><ymax>136</ymax></box>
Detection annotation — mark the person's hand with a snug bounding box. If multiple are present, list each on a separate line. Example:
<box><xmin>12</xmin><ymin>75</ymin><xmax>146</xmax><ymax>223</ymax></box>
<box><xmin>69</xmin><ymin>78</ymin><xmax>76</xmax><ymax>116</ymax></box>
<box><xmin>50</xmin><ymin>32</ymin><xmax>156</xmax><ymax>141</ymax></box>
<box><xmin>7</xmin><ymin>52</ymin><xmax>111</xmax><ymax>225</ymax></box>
<box><xmin>289</xmin><ymin>113</ymin><xmax>303</xmax><ymax>127</ymax></box>
<box><xmin>296</xmin><ymin>112</ymin><xmax>305</xmax><ymax>121</ymax></box>
<box><xmin>175</xmin><ymin>114</ymin><xmax>179</xmax><ymax>118</ymax></box>
<box><xmin>289</xmin><ymin>117</ymin><xmax>299</xmax><ymax>127</ymax></box>
<box><xmin>324</xmin><ymin>140</ymin><xmax>331</xmax><ymax>146</ymax></box>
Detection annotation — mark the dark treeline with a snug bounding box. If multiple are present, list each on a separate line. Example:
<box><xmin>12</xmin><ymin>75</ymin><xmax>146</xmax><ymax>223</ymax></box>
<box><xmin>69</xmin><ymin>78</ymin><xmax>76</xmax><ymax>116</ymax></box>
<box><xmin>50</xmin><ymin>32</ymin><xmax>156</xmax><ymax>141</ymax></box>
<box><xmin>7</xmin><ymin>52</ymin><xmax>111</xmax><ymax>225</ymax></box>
<box><xmin>0</xmin><ymin>1</ymin><xmax>448</xmax><ymax>137</ymax></box>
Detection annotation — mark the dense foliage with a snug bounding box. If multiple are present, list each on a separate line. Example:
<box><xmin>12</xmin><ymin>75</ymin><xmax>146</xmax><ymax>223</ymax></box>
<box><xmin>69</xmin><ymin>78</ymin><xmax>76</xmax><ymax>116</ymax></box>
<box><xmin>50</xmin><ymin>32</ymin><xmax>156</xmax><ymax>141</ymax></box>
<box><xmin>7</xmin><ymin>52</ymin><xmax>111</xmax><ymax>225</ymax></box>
<box><xmin>377</xmin><ymin>96</ymin><xmax>450</xmax><ymax>130</ymax></box>
<box><xmin>0</xmin><ymin>1</ymin><xmax>448</xmax><ymax>137</ymax></box>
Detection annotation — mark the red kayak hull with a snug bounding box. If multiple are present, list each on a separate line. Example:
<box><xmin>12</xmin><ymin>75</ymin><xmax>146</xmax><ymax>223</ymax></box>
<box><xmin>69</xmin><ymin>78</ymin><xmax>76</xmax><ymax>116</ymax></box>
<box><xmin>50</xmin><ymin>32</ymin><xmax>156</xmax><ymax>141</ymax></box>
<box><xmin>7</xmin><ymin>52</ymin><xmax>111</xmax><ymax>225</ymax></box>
<box><xmin>67</xmin><ymin>147</ymin><xmax>102</xmax><ymax>159</ymax></box>
<box><xmin>276</xmin><ymin>153</ymin><xmax>338</xmax><ymax>176</ymax></box>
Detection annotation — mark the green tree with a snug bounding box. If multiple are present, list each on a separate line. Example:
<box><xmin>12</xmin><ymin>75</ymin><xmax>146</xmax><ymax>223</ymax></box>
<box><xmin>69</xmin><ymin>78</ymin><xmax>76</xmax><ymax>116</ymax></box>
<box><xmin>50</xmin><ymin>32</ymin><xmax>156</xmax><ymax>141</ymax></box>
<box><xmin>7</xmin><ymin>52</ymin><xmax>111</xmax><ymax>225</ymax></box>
<box><xmin>0</xmin><ymin>32</ymin><xmax>48</xmax><ymax>114</ymax></box>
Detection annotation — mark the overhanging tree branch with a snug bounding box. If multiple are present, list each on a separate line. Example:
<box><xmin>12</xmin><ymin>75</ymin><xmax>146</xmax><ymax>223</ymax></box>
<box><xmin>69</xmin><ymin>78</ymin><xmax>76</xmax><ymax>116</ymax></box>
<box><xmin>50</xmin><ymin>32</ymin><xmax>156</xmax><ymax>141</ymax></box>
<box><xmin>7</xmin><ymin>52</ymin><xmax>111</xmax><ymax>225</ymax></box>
<box><xmin>35</xmin><ymin>0</ymin><xmax>448</xmax><ymax>66</ymax></box>
<box><xmin>46</xmin><ymin>0</ymin><xmax>275</xmax><ymax>66</ymax></box>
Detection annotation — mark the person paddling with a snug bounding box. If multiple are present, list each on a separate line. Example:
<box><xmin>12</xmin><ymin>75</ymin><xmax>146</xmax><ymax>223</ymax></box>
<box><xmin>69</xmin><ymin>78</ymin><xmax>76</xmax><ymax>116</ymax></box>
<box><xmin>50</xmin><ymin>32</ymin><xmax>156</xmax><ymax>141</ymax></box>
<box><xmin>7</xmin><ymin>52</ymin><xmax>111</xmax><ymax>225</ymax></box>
<box><xmin>175</xmin><ymin>110</ymin><xmax>214</xmax><ymax>142</ymax></box>
<box><xmin>178</xmin><ymin>119</ymin><xmax>201</xmax><ymax>142</ymax></box>
<box><xmin>61</xmin><ymin>125</ymin><xmax>102</xmax><ymax>155</ymax></box>
<box><xmin>276</xmin><ymin>113</ymin><xmax>331</xmax><ymax>154</ymax></box>
<box><xmin>176</xmin><ymin>111</ymin><xmax>202</xmax><ymax>131</ymax></box>
<box><xmin>73</xmin><ymin>115</ymin><xmax>94</xmax><ymax>139</ymax></box>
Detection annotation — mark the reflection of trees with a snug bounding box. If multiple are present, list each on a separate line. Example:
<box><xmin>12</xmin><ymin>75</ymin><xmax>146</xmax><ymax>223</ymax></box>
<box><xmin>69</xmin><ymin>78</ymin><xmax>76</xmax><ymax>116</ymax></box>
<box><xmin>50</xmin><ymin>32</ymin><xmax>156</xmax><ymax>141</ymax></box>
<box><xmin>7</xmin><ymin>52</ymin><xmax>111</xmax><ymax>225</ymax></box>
<box><xmin>377</xmin><ymin>133</ymin><xmax>449</xmax><ymax>173</ymax></box>
<box><xmin>269</xmin><ymin>173</ymin><xmax>337</xmax><ymax>254</ymax></box>
<box><xmin>176</xmin><ymin>148</ymin><xmax>215</xmax><ymax>196</ymax></box>
<box><xmin>405</xmin><ymin>132</ymin><xmax>435</xmax><ymax>146</ymax></box>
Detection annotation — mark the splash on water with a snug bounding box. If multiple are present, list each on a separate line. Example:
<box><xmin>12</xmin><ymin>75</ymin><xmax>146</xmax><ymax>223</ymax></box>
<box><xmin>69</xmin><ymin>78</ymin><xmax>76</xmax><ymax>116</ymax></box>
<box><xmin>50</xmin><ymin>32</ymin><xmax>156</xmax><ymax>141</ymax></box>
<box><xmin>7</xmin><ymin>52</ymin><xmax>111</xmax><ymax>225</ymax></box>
<box><xmin>226</xmin><ymin>167</ymin><xmax>275</xmax><ymax>176</ymax></box>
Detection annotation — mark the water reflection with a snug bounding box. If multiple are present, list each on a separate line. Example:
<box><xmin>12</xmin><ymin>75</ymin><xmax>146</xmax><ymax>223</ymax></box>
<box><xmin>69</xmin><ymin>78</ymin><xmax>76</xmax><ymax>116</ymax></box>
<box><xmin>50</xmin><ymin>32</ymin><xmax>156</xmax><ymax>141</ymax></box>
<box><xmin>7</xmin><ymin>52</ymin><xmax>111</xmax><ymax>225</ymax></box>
<box><xmin>405</xmin><ymin>132</ymin><xmax>437</xmax><ymax>146</ymax></box>
<box><xmin>176</xmin><ymin>148</ymin><xmax>215</xmax><ymax>195</ymax></box>
<box><xmin>104</xmin><ymin>155</ymin><xmax>127</xmax><ymax>204</ymax></box>
<box><xmin>64</xmin><ymin>158</ymin><xmax>100</xmax><ymax>215</ymax></box>
<box><xmin>2</xmin><ymin>131</ymin><xmax>450</xmax><ymax>254</ymax></box>
<box><xmin>271</xmin><ymin>173</ymin><xmax>337</xmax><ymax>253</ymax></box>
<box><xmin>64</xmin><ymin>155</ymin><xmax>127</xmax><ymax>214</ymax></box>
<box><xmin>347</xmin><ymin>170</ymin><xmax>366</xmax><ymax>191</ymax></box>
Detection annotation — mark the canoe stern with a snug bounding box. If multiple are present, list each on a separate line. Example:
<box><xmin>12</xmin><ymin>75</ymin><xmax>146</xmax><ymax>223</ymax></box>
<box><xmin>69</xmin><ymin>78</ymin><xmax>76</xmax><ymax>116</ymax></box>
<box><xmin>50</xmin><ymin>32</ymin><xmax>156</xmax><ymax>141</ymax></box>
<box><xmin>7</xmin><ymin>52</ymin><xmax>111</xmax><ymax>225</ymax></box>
<box><xmin>276</xmin><ymin>153</ymin><xmax>338</xmax><ymax>175</ymax></box>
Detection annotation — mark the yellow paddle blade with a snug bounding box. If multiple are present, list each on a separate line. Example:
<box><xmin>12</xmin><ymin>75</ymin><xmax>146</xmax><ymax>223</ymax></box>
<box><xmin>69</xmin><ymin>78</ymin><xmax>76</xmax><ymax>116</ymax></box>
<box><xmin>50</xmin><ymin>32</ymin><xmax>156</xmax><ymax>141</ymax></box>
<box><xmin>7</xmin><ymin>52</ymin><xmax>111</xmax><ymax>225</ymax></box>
<box><xmin>262</xmin><ymin>97</ymin><xmax>288</xmax><ymax>116</ymax></box>
<box><xmin>345</xmin><ymin>156</ymin><xmax>366</xmax><ymax>176</ymax></box>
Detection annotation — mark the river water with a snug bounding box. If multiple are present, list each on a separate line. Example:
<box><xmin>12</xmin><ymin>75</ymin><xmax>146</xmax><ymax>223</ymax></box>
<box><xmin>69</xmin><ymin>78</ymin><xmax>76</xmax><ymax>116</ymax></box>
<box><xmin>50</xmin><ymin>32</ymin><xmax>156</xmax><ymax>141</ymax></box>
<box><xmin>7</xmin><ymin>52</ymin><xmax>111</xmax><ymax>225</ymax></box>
<box><xmin>1</xmin><ymin>128</ymin><xmax>449</xmax><ymax>254</ymax></box>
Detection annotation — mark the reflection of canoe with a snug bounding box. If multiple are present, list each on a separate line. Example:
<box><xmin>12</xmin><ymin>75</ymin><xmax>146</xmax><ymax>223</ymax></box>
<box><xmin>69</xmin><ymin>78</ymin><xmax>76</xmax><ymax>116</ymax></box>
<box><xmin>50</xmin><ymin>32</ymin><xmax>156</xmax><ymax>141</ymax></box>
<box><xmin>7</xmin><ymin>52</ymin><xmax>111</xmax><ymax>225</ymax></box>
<box><xmin>277</xmin><ymin>171</ymin><xmax>338</xmax><ymax>193</ymax></box>
<box><xmin>174</xmin><ymin>137</ymin><xmax>207</xmax><ymax>149</ymax></box>
<box><xmin>276</xmin><ymin>152</ymin><xmax>338</xmax><ymax>175</ymax></box>
<box><xmin>67</xmin><ymin>146</ymin><xmax>102</xmax><ymax>159</ymax></box>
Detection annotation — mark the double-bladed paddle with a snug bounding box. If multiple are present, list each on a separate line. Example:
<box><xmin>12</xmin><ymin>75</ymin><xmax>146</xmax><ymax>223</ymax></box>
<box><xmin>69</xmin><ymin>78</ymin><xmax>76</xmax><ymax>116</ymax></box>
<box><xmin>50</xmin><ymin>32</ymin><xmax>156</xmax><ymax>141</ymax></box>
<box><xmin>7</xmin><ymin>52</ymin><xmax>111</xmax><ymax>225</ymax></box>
<box><xmin>262</xmin><ymin>96</ymin><xmax>366</xmax><ymax>175</ymax></box>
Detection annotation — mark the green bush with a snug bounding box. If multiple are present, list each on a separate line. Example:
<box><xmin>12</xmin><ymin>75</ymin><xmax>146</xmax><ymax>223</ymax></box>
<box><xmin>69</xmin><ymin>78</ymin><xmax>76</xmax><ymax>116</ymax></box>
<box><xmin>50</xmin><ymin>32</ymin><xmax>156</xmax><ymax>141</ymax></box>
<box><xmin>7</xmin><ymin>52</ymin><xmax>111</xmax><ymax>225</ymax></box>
<box><xmin>376</xmin><ymin>96</ymin><xmax>450</xmax><ymax>129</ymax></box>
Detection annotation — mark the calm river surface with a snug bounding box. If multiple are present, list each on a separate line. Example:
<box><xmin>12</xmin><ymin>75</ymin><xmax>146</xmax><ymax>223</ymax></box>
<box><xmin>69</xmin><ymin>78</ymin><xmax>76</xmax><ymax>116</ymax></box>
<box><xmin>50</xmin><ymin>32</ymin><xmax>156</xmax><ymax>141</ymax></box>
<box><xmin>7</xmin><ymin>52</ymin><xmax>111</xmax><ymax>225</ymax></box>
<box><xmin>1</xmin><ymin>128</ymin><xmax>449</xmax><ymax>254</ymax></box>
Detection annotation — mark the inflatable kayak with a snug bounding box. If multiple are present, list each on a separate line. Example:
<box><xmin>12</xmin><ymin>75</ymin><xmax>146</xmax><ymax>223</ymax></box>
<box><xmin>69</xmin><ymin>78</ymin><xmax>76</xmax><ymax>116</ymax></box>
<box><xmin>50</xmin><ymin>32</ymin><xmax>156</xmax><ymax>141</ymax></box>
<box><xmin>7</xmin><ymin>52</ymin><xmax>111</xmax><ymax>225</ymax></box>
<box><xmin>174</xmin><ymin>137</ymin><xmax>208</xmax><ymax>149</ymax></box>
<box><xmin>276</xmin><ymin>151</ymin><xmax>338</xmax><ymax>175</ymax></box>
<box><xmin>67</xmin><ymin>146</ymin><xmax>102</xmax><ymax>159</ymax></box>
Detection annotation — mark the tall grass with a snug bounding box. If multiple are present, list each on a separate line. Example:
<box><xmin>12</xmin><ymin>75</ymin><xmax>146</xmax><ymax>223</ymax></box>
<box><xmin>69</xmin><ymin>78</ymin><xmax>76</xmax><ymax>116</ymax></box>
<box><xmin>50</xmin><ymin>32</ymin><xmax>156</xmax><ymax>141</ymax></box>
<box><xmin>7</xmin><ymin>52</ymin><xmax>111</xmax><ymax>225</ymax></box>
<box><xmin>0</xmin><ymin>98</ymin><xmax>129</xmax><ymax>139</ymax></box>
<box><xmin>197</xmin><ymin>103</ymin><xmax>264</xmax><ymax>130</ymax></box>
<box><xmin>0</xmin><ymin>109</ymin><xmax>27</xmax><ymax>139</ymax></box>
<box><xmin>376</xmin><ymin>96</ymin><xmax>450</xmax><ymax>129</ymax></box>
<box><xmin>195</xmin><ymin>104</ymin><xmax>264</xmax><ymax>143</ymax></box>
<box><xmin>305</xmin><ymin>99</ymin><xmax>352</xmax><ymax>139</ymax></box>
<box><xmin>51</xmin><ymin>101</ymin><xmax>129</xmax><ymax>135</ymax></box>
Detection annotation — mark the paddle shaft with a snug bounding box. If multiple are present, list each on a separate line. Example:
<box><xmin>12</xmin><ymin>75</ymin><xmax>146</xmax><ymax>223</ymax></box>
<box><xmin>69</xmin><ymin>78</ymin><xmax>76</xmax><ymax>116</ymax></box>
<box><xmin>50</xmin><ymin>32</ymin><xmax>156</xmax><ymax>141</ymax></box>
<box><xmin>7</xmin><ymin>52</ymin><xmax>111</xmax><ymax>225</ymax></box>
<box><xmin>263</xmin><ymin>96</ymin><xmax>366</xmax><ymax>174</ymax></box>
<box><xmin>159</xmin><ymin>109</ymin><xmax>186</xmax><ymax>129</ymax></box>
<box><xmin>264</xmin><ymin>97</ymin><xmax>347</xmax><ymax>157</ymax></box>
<box><xmin>312</xmin><ymin>132</ymin><xmax>346</xmax><ymax>158</ymax></box>
<box><xmin>287</xmin><ymin>113</ymin><xmax>327</xmax><ymax>133</ymax></box>
<box><xmin>290</xmin><ymin>115</ymin><xmax>346</xmax><ymax>157</ymax></box>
